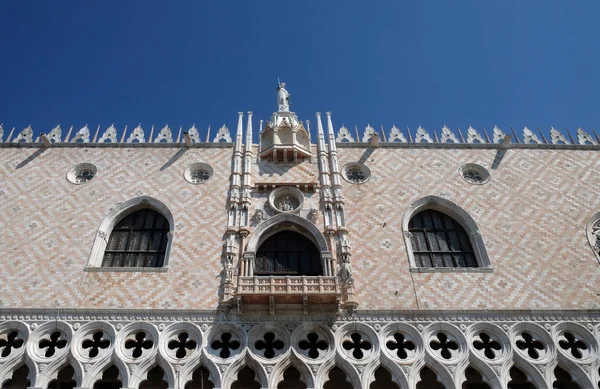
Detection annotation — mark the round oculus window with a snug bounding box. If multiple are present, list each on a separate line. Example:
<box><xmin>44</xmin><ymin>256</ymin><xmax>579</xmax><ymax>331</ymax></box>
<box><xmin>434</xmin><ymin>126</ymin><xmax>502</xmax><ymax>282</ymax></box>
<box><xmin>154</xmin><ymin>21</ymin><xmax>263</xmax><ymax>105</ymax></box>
<box><xmin>184</xmin><ymin>163</ymin><xmax>214</xmax><ymax>184</ymax></box>
<box><xmin>66</xmin><ymin>163</ymin><xmax>97</xmax><ymax>185</ymax></box>
<box><xmin>342</xmin><ymin>163</ymin><xmax>371</xmax><ymax>184</ymax></box>
<box><xmin>459</xmin><ymin>164</ymin><xmax>490</xmax><ymax>185</ymax></box>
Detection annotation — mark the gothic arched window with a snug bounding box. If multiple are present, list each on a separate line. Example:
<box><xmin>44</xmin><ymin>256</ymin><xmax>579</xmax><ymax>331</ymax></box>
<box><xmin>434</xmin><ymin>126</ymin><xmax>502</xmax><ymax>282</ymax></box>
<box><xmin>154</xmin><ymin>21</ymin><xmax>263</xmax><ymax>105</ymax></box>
<box><xmin>409</xmin><ymin>209</ymin><xmax>477</xmax><ymax>268</ymax></box>
<box><xmin>255</xmin><ymin>230</ymin><xmax>323</xmax><ymax>276</ymax></box>
<box><xmin>102</xmin><ymin>209</ymin><xmax>169</xmax><ymax>268</ymax></box>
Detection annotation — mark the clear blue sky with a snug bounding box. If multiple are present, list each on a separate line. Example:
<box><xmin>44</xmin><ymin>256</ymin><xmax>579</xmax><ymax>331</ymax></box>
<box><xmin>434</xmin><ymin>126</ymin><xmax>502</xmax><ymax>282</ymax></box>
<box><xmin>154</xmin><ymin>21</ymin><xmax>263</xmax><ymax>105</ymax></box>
<box><xmin>1</xmin><ymin>1</ymin><xmax>599</xmax><ymax>142</ymax></box>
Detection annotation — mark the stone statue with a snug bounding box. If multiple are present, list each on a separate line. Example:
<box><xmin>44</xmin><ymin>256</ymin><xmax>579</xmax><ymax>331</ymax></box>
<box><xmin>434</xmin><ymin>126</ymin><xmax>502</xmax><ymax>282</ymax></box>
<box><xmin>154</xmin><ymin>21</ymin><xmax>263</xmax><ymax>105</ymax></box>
<box><xmin>339</xmin><ymin>256</ymin><xmax>353</xmax><ymax>284</ymax></box>
<box><xmin>224</xmin><ymin>255</ymin><xmax>234</xmax><ymax>282</ymax></box>
<box><xmin>278</xmin><ymin>196</ymin><xmax>294</xmax><ymax>211</ymax></box>
<box><xmin>277</xmin><ymin>82</ymin><xmax>290</xmax><ymax>111</ymax></box>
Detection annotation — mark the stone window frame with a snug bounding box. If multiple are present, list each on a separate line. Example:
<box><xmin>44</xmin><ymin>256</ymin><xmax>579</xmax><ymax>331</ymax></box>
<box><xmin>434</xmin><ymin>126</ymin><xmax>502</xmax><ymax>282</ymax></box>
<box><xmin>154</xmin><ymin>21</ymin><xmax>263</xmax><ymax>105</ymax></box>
<box><xmin>402</xmin><ymin>196</ymin><xmax>492</xmax><ymax>273</ymax></box>
<box><xmin>585</xmin><ymin>212</ymin><xmax>600</xmax><ymax>263</ymax></box>
<box><xmin>85</xmin><ymin>196</ymin><xmax>174</xmax><ymax>272</ymax></box>
<box><xmin>243</xmin><ymin>213</ymin><xmax>334</xmax><ymax>277</ymax></box>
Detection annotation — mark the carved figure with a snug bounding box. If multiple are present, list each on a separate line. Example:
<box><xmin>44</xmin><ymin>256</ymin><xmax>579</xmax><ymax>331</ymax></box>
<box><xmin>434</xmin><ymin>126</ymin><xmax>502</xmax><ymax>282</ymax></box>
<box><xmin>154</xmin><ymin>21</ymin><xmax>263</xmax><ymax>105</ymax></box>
<box><xmin>278</xmin><ymin>196</ymin><xmax>294</xmax><ymax>211</ymax></box>
<box><xmin>339</xmin><ymin>256</ymin><xmax>353</xmax><ymax>284</ymax></box>
<box><xmin>252</xmin><ymin>209</ymin><xmax>265</xmax><ymax>223</ymax></box>
<box><xmin>307</xmin><ymin>208</ymin><xmax>319</xmax><ymax>223</ymax></box>
<box><xmin>224</xmin><ymin>255</ymin><xmax>234</xmax><ymax>281</ymax></box>
<box><xmin>277</xmin><ymin>82</ymin><xmax>290</xmax><ymax>111</ymax></box>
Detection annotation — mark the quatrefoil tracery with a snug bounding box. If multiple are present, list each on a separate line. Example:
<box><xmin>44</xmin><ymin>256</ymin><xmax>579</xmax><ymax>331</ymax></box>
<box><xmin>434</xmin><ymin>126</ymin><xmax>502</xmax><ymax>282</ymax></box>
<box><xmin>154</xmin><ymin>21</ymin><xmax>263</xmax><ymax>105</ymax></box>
<box><xmin>0</xmin><ymin>331</ymin><xmax>24</xmax><ymax>357</ymax></box>
<box><xmin>211</xmin><ymin>332</ymin><xmax>240</xmax><ymax>359</ymax></box>
<box><xmin>82</xmin><ymin>331</ymin><xmax>110</xmax><ymax>358</ymax></box>
<box><xmin>516</xmin><ymin>332</ymin><xmax>545</xmax><ymax>359</ymax></box>
<box><xmin>386</xmin><ymin>332</ymin><xmax>415</xmax><ymax>359</ymax></box>
<box><xmin>124</xmin><ymin>332</ymin><xmax>153</xmax><ymax>359</ymax></box>
<box><xmin>255</xmin><ymin>332</ymin><xmax>284</xmax><ymax>359</ymax></box>
<box><xmin>342</xmin><ymin>333</ymin><xmax>372</xmax><ymax>359</ymax></box>
<box><xmin>558</xmin><ymin>332</ymin><xmax>587</xmax><ymax>359</ymax></box>
<box><xmin>168</xmin><ymin>332</ymin><xmax>197</xmax><ymax>359</ymax></box>
<box><xmin>299</xmin><ymin>332</ymin><xmax>328</xmax><ymax>359</ymax></box>
<box><xmin>39</xmin><ymin>331</ymin><xmax>67</xmax><ymax>358</ymax></box>
<box><xmin>473</xmin><ymin>332</ymin><xmax>502</xmax><ymax>359</ymax></box>
<box><xmin>429</xmin><ymin>332</ymin><xmax>458</xmax><ymax>360</ymax></box>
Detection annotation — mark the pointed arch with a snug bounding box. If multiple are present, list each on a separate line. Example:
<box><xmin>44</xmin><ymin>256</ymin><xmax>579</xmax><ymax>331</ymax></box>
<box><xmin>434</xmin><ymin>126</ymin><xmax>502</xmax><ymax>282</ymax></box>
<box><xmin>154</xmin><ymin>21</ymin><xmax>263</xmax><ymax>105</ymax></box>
<box><xmin>402</xmin><ymin>195</ymin><xmax>491</xmax><ymax>270</ymax></box>
<box><xmin>86</xmin><ymin>196</ymin><xmax>175</xmax><ymax>268</ymax></box>
<box><xmin>128</xmin><ymin>356</ymin><xmax>175</xmax><ymax>389</ymax></box>
<box><xmin>81</xmin><ymin>355</ymin><xmax>129</xmax><ymax>388</ymax></box>
<box><xmin>362</xmin><ymin>361</ymin><xmax>403</xmax><ymax>389</ymax></box>
<box><xmin>409</xmin><ymin>357</ymin><xmax>453</xmax><ymax>389</ymax></box>
<box><xmin>552</xmin><ymin>359</ymin><xmax>593</xmax><ymax>389</ymax></box>
<box><xmin>505</xmin><ymin>362</ymin><xmax>545</xmax><ymax>389</ymax></box>
<box><xmin>458</xmin><ymin>357</ymin><xmax>501</xmax><ymax>389</ymax></box>
<box><xmin>221</xmin><ymin>353</ymin><xmax>267</xmax><ymax>389</ymax></box>
<box><xmin>177</xmin><ymin>353</ymin><xmax>221</xmax><ymax>389</ymax></box>
<box><xmin>246</xmin><ymin>213</ymin><xmax>329</xmax><ymax>253</ymax></box>
<box><xmin>0</xmin><ymin>362</ymin><xmax>33</xmax><ymax>389</ymax></box>
<box><xmin>269</xmin><ymin>352</ymin><xmax>314</xmax><ymax>389</ymax></box>
<box><xmin>35</xmin><ymin>356</ymin><xmax>83</xmax><ymax>389</ymax></box>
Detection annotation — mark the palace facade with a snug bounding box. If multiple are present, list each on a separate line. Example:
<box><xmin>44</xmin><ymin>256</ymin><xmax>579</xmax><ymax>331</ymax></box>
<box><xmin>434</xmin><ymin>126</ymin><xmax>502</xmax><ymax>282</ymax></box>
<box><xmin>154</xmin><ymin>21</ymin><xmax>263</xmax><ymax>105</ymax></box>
<box><xmin>0</xmin><ymin>86</ymin><xmax>599</xmax><ymax>388</ymax></box>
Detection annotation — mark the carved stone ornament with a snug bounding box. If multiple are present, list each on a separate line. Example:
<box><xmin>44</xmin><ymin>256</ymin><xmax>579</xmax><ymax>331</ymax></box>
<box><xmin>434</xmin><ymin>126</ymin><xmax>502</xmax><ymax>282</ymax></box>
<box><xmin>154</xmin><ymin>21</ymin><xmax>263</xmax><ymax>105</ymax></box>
<box><xmin>466</xmin><ymin>126</ymin><xmax>486</xmax><ymax>143</ymax></box>
<box><xmin>99</xmin><ymin>124</ymin><xmax>118</xmax><ymax>143</ymax></box>
<box><xmin>268</xmin><ymin>186</ymin><xmax>304</xmax><ymax>214</ymax></box>
<box><xmin>492</xmin><ymin>126</ymin><xmax>507</xmax><ymax>144</ymax></box>
<box><xmin>415</xmin><ymin>126</ymin><xmax>433</xmax><ymax>143</ymax></box>
<box><xmin>307</xmin><ymin>208</ymin><xmax>319</xmax><ymax>224</ymax></box>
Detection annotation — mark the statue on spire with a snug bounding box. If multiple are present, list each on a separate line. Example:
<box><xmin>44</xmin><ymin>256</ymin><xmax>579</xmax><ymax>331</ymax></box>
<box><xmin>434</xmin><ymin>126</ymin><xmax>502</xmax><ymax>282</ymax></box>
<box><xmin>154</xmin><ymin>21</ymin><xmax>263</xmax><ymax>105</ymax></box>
<box><xmin>277</xmin><ymin>81</ymin><xmax>290</xmax><ymax>111</ymax></box>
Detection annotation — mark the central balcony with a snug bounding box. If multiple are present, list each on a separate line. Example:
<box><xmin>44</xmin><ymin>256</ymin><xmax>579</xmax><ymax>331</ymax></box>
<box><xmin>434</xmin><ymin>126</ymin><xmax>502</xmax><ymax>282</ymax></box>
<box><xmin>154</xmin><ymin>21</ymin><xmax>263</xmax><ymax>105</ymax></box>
<box><xmin>235</xmin><ymin>276</ymin><xmax>341</xmax><ymax>314</ymax></box>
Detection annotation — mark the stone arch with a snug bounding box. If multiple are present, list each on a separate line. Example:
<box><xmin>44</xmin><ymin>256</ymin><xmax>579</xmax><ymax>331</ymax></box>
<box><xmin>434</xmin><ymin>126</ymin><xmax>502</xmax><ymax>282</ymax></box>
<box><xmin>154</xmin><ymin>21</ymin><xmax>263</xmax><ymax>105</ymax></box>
<box><xmin>503</xmin><ymin>361</ymin><xmax>546</xmax><ymax>389</ymax></box>
<box><xmin>221</xmin><ymin>353</ymin><xmax>268</xmax><ymax>389</ymax></box>
<box><xmin>362</xmin><ymin>359</ymin><xmax>407</xmax><ymax>389</ymax></box>
<box><xmin>177</xmin><ymin>353</ymin><xmax>221</xmax><ymax>389</ymax></box>
<box><xmin>247</xmin><ymin>213</ymin><xmax>328</xmax><ymax>253</ymax></box>
<box><xmin>409</xmin><ymin>357</ymin><xmax>454</xmax><ymax>389</ymax></box>
<box><xmin>128</xmin><ymin>355</ymin><xmax>175</xmax><ymax>389</ymax></box>
<box><xmin>35</xmin><ymin>356</ymin><xmax>83</xmax><ymax>388</ymax></box>
<box><xmin>244</xmin><ymin>213</ymin><xmax>332</xmax><ymax>276</ymax></box>
<box><xmin>81</xmin><ymin>355</ymin><xmax>129</xmax><ymax>388</ymax></box>
<box><xmin>0</xmin><ymin>360</ymin><xmax>35</xmax><ymax>388</ymax></box>
<box><xmin>269</xmin><ymin>352</ymin><xmax>314</xmax><ymax>389</ymax></box>
<box><xmin>457</xmin><ymin>357</ymin><xmax>501</xmax><ymax>389</ymax></box>
<box><xmin>314</xmin><ymin>353</ymin><xmax>361</xmax><ymax>389</ymax></box>
<box><xmin>86</xmin><ymin>196</ymin><xmax>175</xmax><ymax>268</ymax></box>
<box><xmin>402</xmin><ymin>195</ymin><xmax>491</xmax><ymax>270</ymax></box>
<box><xmin>551</xmin><ymin>358</ymin><xmax>593</xmax><ymax>389</ymax></box>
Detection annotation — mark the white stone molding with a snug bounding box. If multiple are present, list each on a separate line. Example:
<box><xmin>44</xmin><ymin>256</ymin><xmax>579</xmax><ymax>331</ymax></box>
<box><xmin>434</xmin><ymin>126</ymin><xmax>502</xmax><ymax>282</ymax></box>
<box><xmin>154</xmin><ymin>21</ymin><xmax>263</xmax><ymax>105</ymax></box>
<box><xmin>71</xmin><ymin>125</ymin><xmax>90</xmax><ymax>143</ymax></box>
<box><xmin>79</xmin><ymin>353</ymin><xmax>130</xmax><ymax>388</ymax></box>
<box><xmin>47</xmin><ymin>125</ymin><xmax>62</xmax><ymax>143</ymax></box>
<box><xmin>440</xmin><ymin>126</ymin><xmax>459</xmax><ymax>143</ymax></box>
<box><xmin>86</xmin><ymin>196</ymin><xmax>175</xmax><ymax>269</ymax></box>
<box><xmin>577</xmin><ymin>127</ymin><xmax>597</xmax><ymax>145</ymax></box>
<box><xmin>70</xmin><ymin>321</ymin><xmax>116</xmax><ymax>364</ymax></box>
<box><xmin>247</xmin><ymin>323</ymin><xmax>291</xmax><ymax>363</ymax></box>
<box><xmin>176</xmin><ymin>353</ymin><xmax>222</xmax><ymax>389</ymax></box>
<box><xmin>187</xmin><ymin>125</ymin><xmax>201</xmax><ymax>143</ymax></box>
<box><xmin>336</xmin><ymin>125</ymin><xmax>354</xmax><ymax>143</ymax></box>
<box><xmin>551</xmin><ymin>321</ymin><xmax>598</xmax><ymax>364</ymax></box>
<box><xmin>466</xmin><ymin>322</ymin><xmax>511</xmax><ymax>365</ymax></box>
<box><xmin>0</xmin><ymin>321</ymin><xmax>31</xmax><ymax>387</ymax></box>
<box><xmin>509</xmin><ymin>322</ymin><xmax>555</xmax><ymax>365</ymax></box>
<box><xmin>127</xmin><ymin>125</ymin><xmax>145</xmax><ymax>143</ymax></box>
<box><xmin>221</xmin><ymin>352</ymin><xmax>268</xmax><ymax>389</ymax></box>
<box><xmin>334</xmin><ymin>322</ymin><xmax>379</xmax><ymax>365</ymax></box>
<box><xmin>98</xmin><ymin>124</ymin><xmax>118</xmax><ymax>143</ymax></box>
<box><xmin>361</xmin><ymin>124</ymin><xmax>377</xmax><ymax>142</ymax></box>
<box><xmin>550</xmin><ymin>127</ymin><xmax>569</xmax><ymax>145</ymax></box>
<box><xmin>157</xmin><ymin>322</ymin><xmax>203</xmax><ymax>365</ymax></box>
<box><xmin>402</xmin><ymin>195</ymin><xmax>492</xmax><ymax>271</ymax></box>
<box><xmin>585</xmin><ymin>212</ymin><xmax>600</xmax><ymax>264</ymax></box>
<box><xmin>0</xmin><ymin>124</ymin><xmax>3</xmax><ymax>142</ymax></box>
<box><xmin>13</xmin><ymin>125</ymin><xmax>33</xmax><ymax>143</ymax></box>
<box><xmin>492</xmin><ymin>126</ymin><xmax>506</xmax><ymax>144</ymax></box>
<box><xmin>154</xmin><ymin>125</ymin><xmax>173</xmax><ymax>143</ymax></box>
<box><xmin>466</xmin><ymin>126</ymin><xmax>486</xmax><ymax>144</ymax></box>
<box><xmin>523</xmin><ymin>127</ymin><xmax>543</xmax><ymax>144</ymax></box>
<box><xmin>423</xmin><ymin>322</ymin><xmax>468</xmax><ymax>365</ymax></box>
<box><xmin>290</xmin><ymin>323</ymin><xmax>335</xmax><ymax>364</ymax></box>
<box><xmin>414</xmin><ymin>126</ymin><xmax>433</xmax><ymax>143</ymax></box>
<box><xmin>213</xmin><ymin>125</ymin><xmax>232</xmax><ymax>143</ymax></box>
<box><xmin>388</xmin><ymin>125</ymin><xmax>407</xmax><ymax>143</ymax></box>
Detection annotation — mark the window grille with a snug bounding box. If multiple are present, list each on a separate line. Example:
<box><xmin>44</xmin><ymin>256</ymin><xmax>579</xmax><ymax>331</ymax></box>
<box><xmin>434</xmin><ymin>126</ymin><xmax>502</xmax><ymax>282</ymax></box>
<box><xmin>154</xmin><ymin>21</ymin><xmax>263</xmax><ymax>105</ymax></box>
<box><xmin>102</xmin><ymin>209</ymin><xmax>169</xmax><ymax>268</ymax></box>
<box><xmin>409</xmin><ymin>209</ymin><xmax>477</xmax><ymax>268</ymax></box>
<box><xmin>255</xmin><ymin>230</ymin><xmax>322</xmax><ymax>276</ymax></box>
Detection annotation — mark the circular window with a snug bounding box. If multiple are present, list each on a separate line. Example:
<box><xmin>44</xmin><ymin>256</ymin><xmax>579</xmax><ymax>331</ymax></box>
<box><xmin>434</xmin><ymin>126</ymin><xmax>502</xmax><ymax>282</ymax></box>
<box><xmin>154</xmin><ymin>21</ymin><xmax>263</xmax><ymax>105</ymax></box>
<box><xmin>342</xmin><ymin>163</ymin><xmax>371</xmax><ymax>184</ymax></box>
<box><xmin>459</xmin><ymin>164</ymin><xmax>489</xmax><ymax>185</ymax></box>
<box><xmin>184</xmin><ymin>163</ymin><xmax>213</xmax><ymax>184</ymax></box>
<box><xmin>66</xmin><ymin>163</ymin><xmax>97</xmax><ymax>185</ymax></box>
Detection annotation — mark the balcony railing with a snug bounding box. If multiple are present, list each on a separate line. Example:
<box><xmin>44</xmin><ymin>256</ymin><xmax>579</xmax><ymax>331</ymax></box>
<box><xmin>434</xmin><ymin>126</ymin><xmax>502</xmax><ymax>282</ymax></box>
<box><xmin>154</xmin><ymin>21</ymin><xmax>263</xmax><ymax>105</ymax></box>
<box><xmin>237</xmin><ymin>276</ymin><xmax>339</xmax><ymax>295</ymax></box>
